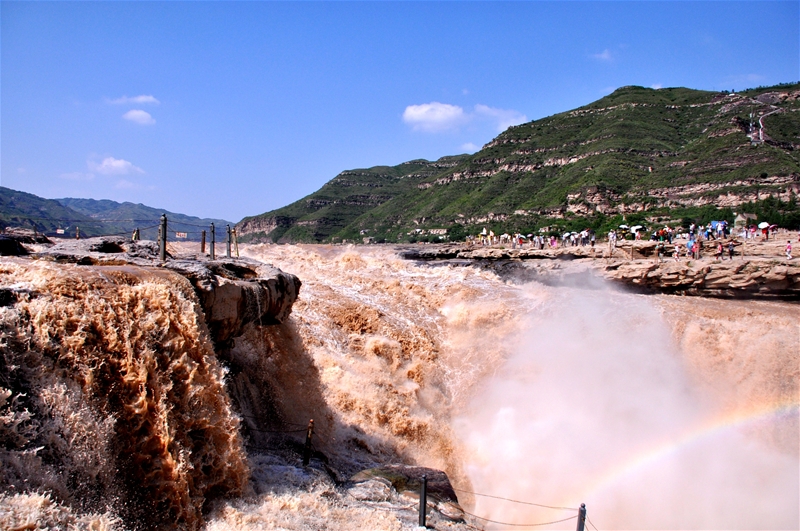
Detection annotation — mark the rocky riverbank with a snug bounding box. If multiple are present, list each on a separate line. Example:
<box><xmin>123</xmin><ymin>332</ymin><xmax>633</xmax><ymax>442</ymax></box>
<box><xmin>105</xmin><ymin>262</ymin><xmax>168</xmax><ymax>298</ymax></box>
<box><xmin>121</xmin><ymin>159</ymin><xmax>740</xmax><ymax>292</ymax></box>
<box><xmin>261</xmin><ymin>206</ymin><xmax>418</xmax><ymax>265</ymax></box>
<box><xmin>1</xmin><ymin>235</ymin><xmax>302</xmax><ymax>346</ymax></box>
<box><xmin>399</xmin><ymin>238</ymin><xmax>800</xmax><ymax>300</ymax></box>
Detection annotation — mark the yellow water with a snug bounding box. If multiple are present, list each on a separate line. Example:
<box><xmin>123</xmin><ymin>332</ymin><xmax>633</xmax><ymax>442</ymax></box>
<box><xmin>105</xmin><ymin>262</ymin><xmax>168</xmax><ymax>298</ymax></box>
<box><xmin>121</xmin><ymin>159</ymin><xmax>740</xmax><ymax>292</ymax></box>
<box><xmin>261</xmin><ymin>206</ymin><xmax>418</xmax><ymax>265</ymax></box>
<box><xmin>233</xmin><ymin>244</ymin><xmax>798</xmax><ymax>530</ymax></box>
<box><xmin>0</xmin><ymin>260</ymin><xmax>248</xmax><ymax>529</ymax></box>
<box><xmin>1</xmin><ymin>246</ymin><xmax>797</xmax><ymax>530</ymax></box>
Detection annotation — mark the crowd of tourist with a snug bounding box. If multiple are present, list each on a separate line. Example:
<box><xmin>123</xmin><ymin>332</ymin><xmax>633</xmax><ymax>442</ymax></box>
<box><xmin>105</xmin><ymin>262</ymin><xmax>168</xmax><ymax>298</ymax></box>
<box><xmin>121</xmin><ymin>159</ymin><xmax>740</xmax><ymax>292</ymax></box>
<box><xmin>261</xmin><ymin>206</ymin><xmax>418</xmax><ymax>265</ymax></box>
<box><xmin>464</xmin><ymin>221</ymin><xmax>797</xmax><ymax>261</ymax></box>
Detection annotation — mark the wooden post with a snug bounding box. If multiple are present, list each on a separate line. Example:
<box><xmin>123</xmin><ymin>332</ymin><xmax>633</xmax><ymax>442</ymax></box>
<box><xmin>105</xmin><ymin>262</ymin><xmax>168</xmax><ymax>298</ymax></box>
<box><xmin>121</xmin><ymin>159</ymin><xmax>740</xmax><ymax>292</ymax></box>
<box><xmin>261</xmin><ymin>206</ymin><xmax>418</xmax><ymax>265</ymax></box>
<box><xmin>302</xmin><ymin>419</ymin><xmax>314</xmax><ymax>466</ymax></box>
<box><xmin>159</xmin><ymin>214</ymin><xmax>167</xmax><ymax>262</ymax></box>
<box><xmin>210</xmin><ymin>223</ymin><xmax>216</xmax><ymax>260</ymax></box>
<box><xmin>201</xmin><ymin>230</ymin><xmax>206</xmax><ymax>254</ymax></box>
<box><xmin>576</xmin><ymin>503</ymin><xmax>586</xmax><ymax>531</ymax></box>
<box><xmin>226</xmin><ymin>224</ymin><xmax>232</xmax><ymax>259</ymax></box>
<box><xmin>233</xmin><ymin>229</ymin><xmax>239</xmax><ymax>258</ymax></box>
<box><xmin>419</xmin><ymin>474</ymin><xmax>428</xmax><ymax>528</ymax></box>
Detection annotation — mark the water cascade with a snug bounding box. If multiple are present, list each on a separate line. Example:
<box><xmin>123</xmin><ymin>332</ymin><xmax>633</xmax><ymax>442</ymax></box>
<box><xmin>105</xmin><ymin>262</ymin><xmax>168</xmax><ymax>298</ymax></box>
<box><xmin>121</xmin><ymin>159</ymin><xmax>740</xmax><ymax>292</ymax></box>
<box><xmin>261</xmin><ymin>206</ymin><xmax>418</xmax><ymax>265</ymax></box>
<box><xmin>1</xmin><ymin>245</ymin><xmax>796</xmax><ymax>530</ymax></box>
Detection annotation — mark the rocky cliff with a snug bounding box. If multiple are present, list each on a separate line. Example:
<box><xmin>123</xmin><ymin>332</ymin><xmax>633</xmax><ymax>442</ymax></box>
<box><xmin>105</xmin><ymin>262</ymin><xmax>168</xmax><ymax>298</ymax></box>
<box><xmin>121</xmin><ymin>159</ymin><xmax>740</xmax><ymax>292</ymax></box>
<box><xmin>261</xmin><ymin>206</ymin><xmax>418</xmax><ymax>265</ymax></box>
<box><xmin>0</xmin><ymin>237</ymin><xmax>301</xmax><ymax>529</ymax></box>
<box><xmin>28</xmin><ymin>236</ymin><xmax>301</xmax><ymax>346</ymax></box>
<box><xmin>400</xmin><ymin>239</ymin><xmax>800</xmax><ymax>300</ymax></box>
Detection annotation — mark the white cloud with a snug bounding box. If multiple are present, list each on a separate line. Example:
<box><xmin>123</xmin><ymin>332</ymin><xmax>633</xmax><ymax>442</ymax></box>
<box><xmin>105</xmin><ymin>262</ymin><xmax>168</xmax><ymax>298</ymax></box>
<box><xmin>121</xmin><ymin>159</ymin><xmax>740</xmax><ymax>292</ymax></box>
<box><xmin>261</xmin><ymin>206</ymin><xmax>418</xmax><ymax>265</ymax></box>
<box><xmin>592</xmin><ymin>49</ymin><xmax>613</xmax><ymax>61</ymax></box>
<box><xmin>123</xmin><ymin>109</ymin><xmax>156</xmax><ymax>125</ymax></box>
<box><xmin>460</xmin><ymin>142</ymin><xmax>480</xmax><ymax>153</ymax></box>
<box><xmin>474</xmin><ymin>104</ymin><xmax>528</xmax><ymax>132</ymax></box>
<box><xmin>59</xmin><ymin>172</ymin><xmax>95</xmax><ymax>181</ymax></box>
<box><xmin>403</xmin><ymin>102</ymin><xmax>468</xmax><ymax>132</ymax></box>
<box><xmin>108</xmin><ymin>95</ymin><xmax>160</xmax><ymax>105</ymax></box>
<box><xmin>651</xmin><ymin>83</ymin><xmax>663</xmax><ymax>90</ymax></box>
<box><xmin>87</xmin><ymin>157</ymin><xmax>144</xmax><ymax>175</ymax></box>
<box><xmin>115</xmin><ymin>179</ymin><xmax>137</xmax><ymax>189</ymax></box>
<box><xmin>403</xmin><ymin>102</ymin><xmax>527</xmax><ymax>133</ymax></box>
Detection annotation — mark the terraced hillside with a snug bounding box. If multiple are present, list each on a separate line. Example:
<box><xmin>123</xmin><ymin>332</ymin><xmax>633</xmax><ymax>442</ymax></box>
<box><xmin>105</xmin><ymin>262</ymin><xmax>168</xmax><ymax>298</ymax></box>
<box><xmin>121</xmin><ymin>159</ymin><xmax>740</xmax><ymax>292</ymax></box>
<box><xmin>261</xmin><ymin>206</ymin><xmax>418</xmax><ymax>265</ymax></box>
<box><xmin>239</xmin><ymin>83</ymin><xmax>800</xmax><ymax>243</ymax></box>
<box><xmin>237</xmin><ymin>156</ymin><xmax>468</xmax><ymax>242</ymax></box>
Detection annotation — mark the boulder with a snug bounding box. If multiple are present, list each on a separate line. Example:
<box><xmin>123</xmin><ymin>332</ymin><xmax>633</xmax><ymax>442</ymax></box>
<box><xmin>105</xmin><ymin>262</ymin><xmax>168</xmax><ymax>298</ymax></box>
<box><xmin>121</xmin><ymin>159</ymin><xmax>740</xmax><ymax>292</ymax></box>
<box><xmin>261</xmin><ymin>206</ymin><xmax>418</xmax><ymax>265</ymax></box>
<box><xmin>0</xmin><ymin>236</ymin><xmax>29</xmax><ymax>256</ymax></box>
<box><xmin>2</xmin><ymin>228</ymin><xmax>52</xmax><ymax>244</ymax></box>
<box><xmin>350</xmin><ymin>465</ymin><xmax>463</xmax><ymax>522</ymax></box>
<box><xmin>165</xmin><ymin>258</ymin><xmax>301</xmax><ymax>344</ymax></box>
<box><xmin>34</xmin><ymin>236</ymin><xmax>160</xmax><ymax>264</ymax></box>
<box><xmin>347</xmin><ymin>478</ymin><xmax>393</xmax><ymax>502</ymax></box>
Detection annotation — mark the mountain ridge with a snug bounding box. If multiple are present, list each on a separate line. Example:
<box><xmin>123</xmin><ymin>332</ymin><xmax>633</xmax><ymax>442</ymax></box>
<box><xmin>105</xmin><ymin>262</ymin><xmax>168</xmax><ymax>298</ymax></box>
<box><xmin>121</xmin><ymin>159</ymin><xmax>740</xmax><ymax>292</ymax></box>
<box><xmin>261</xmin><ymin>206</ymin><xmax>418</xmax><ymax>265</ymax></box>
<box><xmin>238</xmin><ymin>83</ymin><xmax>800</xmax><ymax>243</ymax></box>
<box><xmin>0</xmin><ymin>188</ymin><xmax>233</xmax><ymax>241</ymax></box>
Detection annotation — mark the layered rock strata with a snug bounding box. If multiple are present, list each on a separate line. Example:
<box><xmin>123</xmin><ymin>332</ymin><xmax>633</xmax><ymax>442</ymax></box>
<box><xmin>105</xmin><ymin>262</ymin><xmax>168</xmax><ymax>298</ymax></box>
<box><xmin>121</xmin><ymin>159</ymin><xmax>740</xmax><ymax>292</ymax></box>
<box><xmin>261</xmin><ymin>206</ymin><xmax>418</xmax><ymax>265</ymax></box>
<box><xmin>31</xmin><ymin>236</ymin><xmax>301</xmax><ymax>345</ymax></box>
<box><xmin>401</xmin><ymin>242</ymin><xmax>800</xmax><ymax>300</ymax></box>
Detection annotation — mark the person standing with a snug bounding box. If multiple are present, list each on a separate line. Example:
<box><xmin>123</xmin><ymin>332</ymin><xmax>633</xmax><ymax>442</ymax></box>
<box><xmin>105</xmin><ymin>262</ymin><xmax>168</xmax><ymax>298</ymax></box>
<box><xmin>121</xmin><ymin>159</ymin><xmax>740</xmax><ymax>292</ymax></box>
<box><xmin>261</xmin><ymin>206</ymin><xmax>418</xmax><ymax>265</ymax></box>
<box><xmin>787</xmin><ymin>241</ymin><xmax>793</xmax><ymax>260</ymax></box>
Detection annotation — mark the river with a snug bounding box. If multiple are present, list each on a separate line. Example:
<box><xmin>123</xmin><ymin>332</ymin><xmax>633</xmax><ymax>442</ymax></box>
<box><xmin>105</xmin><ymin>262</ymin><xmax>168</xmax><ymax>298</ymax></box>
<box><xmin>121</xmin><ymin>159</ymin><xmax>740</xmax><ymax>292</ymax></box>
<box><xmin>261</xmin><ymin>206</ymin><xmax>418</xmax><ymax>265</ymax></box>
<box><xmin>0</xmin><ymin>244</ymin><xmax>796</xmax><ymax>530</ymax></box>
<box><xmin>219</xmin><ymin>244</ymin><xmax>799</xmax><ymax>530</ymax></box>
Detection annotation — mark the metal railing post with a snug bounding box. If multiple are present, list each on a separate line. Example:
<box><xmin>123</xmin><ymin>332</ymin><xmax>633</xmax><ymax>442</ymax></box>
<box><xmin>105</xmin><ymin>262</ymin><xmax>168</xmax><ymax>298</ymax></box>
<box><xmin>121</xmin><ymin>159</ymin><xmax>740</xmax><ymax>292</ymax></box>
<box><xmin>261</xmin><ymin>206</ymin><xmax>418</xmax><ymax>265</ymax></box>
<box><xmin>226</xmin><ymin>224</ymin><xmax>232</xmax><ymax>258</ymax></box>
<box><xmin>159</xmin><ymin>214</ymin><xmax>167</xmax><ymax>262</ymax></box>
<box><xmin>210</xmin><ymin>223</ymin><xmax>216</xmax><ymax>260</ymax></box>
<box><xmin>201</xmin><ymin>230</ymin><xmax>206</xmax><ymax>254</ymax></box>
<box><xmin>419</xmin><ymin>474</ymin><xmax>428</xmax><ymax>528</ymax></box>
<box><xmin>576</xmin><ymin>503</ymin><xmax>586</xmax><ymax>531</ymax></box>
<box><xmin>302</xmin><ymin>419</ymin><xmax>314</xmax><ymax>466</ymax></box>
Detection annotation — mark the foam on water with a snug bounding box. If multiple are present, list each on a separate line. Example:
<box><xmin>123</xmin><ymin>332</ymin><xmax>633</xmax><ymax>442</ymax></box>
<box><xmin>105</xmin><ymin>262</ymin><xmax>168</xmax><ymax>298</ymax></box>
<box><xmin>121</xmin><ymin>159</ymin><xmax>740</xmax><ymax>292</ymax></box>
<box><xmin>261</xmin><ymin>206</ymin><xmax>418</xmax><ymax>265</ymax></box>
<box><xmin>237</xmin><ymin>244</ymin><xmax>798</xmax><ymax>530</ymax></box>
<box><xmin>2</xmin><ymin>246</ymin><xmax>797</xmax><ymax>530</ymax></box>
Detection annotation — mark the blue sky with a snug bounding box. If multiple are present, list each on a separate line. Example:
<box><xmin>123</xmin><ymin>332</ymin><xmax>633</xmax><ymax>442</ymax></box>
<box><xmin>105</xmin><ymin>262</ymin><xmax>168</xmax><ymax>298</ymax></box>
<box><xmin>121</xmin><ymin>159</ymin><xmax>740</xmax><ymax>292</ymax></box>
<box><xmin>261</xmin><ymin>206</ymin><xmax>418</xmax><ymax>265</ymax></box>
<box><xmin>2</xmin><ymin>1</ymin><xmax>798</xmax><ymax>222</ymax></box>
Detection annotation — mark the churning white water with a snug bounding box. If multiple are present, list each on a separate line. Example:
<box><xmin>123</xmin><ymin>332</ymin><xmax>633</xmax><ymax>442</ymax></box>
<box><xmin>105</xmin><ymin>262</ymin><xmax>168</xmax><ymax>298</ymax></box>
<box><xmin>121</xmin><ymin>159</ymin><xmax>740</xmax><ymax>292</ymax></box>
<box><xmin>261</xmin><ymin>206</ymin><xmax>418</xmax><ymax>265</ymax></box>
<box><xmin>232</xmin><ymin>244</ymin><xmax>798</xmax><ymax>530</ymax></box>
<box><xmin>456</xmin><ymin>287</ymin><xmax>798</xmax><ymax>530</ymax></box>
<box><xmin>4</xmin><ymin>245</ymin><xmax>794</xmax><ymax>530</ymax></box>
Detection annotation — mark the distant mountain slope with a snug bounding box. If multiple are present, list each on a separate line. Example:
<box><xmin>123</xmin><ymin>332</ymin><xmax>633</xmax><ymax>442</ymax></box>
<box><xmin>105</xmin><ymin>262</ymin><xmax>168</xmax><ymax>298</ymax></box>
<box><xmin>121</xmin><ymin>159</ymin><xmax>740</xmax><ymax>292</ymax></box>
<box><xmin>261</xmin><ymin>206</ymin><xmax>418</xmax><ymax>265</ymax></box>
<box><xmin>0</xmin><ymin>187</ymin><xmax>233</xmax><ymax>241</ymax></box>
<box><xmin>237</xmin><ymin>155</ymin><xmax>469</xmax><ymax>242</ymax></box>
<box><xmin>238</xmin><ymin>83</ymin><xmax>800</xmax><ymax>243</ymax></box>
<box><xmin>57</xmin><ymin>198</ymin><xmax>233</xmax><ymax>241</ymax></box>
<box><xmin>0</xmin><ymin>187</ymin><xmax>96</xmax><ymax>235</ymax></box>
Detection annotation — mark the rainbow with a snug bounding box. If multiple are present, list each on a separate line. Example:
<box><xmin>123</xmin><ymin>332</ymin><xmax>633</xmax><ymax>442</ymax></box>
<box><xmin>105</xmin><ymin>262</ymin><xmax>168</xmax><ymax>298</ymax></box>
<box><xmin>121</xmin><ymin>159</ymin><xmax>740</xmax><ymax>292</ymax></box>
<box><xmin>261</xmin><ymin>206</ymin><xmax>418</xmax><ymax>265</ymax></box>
<box><xmin>575</xmin><ymin>399</ymin><xmax>799</xmax><ymax>503</ymax></box>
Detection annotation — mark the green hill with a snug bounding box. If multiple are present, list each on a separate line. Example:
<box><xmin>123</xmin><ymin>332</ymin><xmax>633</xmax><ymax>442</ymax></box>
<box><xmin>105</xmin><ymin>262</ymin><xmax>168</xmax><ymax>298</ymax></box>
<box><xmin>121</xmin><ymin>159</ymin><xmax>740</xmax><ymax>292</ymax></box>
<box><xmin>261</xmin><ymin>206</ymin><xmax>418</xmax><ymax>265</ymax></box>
<box><xmin>0</xmin><ymin>187</ymin><xmax>232</xmax><ymax>241</ymax></box>
<box><xmin>237</xmin><ymin>156</ymin><xmax>469</xmax><ymax>242</ymax></box>
<box><xmin>238</xmin><ymin>83</ymin><xmax>800</xmax><ymax>243</ymax></box>
<box><xmin>57</xmin><ymin>198</ymin><xmax>233</xmax><ymax>241</ymax></box>
<box><xmin>0</xmin><ymin>187</ymin><xmax>97</xmax><ymax>236</ymax></box>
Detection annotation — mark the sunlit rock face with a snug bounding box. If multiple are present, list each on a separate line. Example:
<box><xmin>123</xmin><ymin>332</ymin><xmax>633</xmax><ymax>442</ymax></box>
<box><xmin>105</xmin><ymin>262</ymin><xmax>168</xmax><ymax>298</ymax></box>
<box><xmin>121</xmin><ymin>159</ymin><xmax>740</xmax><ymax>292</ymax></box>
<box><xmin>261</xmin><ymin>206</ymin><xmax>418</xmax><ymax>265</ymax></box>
<box><xmin>32</xmin><ymin>236</ymin><xmax>303</xmax><ymax>345</ymax></box>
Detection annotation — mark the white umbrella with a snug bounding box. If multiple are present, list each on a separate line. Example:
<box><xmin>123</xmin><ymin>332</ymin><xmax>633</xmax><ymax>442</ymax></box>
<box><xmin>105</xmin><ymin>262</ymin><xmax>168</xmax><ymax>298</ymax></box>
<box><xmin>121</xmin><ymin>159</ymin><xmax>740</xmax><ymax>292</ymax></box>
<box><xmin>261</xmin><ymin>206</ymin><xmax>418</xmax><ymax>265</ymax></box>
<box><xmin>563</xmin><ymin>232</ymin><xmax>571</xmax><ymax>238</ymax></box>
<box><xmin>758</xmin><ymin>222</ymin><xmax>769</xmax><ymax>229</ymax></box>
<box><xmin>619</xmin><ymin>224</ymin><xmax>629</xmax><ymax>229</ymax></box>
<box><xmin>631</xmin><ymin>225</ymin><xmax>643</xmax><ymax>231</ymax></box>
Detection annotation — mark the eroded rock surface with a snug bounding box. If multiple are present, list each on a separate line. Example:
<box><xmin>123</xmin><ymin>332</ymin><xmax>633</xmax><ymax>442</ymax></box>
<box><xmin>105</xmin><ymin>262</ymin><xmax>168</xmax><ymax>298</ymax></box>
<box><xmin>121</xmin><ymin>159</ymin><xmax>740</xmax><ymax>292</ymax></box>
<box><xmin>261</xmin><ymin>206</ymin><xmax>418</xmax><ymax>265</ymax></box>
<box><xmin>166</xmin><ymin>258</ymin><xmax>300</xmax><ymax>344</ymax></box>
<box><xmin>32</xmin><ymin>236</ymin><xmax>301</xmax><ymax>344</ymax></box>
<box><xmin>350</xmin><ymin>465</ymin><xmax>464</xmax><ymax>522</ymax></box>
<box><xmin>402</xmin><ymin>242</ymin><xmax>800</xmax><ymax>300</ymax></box>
